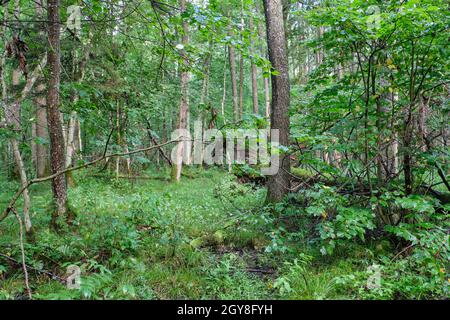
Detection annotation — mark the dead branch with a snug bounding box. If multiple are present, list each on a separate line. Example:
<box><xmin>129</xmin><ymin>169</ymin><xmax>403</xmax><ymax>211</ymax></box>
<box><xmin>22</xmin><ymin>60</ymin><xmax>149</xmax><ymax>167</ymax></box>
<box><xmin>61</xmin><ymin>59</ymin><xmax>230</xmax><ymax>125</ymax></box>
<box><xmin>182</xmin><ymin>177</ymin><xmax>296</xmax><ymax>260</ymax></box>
<box><xmin>0</xmin><ymin>139</ymin><xmax>180</xmax><ymax>223</ymax></box>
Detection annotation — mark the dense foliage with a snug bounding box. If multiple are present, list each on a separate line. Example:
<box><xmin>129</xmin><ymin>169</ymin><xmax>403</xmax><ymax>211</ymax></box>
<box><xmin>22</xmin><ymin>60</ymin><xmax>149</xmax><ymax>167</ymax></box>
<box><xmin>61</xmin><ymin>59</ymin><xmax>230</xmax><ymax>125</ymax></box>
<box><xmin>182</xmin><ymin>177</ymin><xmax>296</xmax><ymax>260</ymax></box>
<box><xmin>0</xmin><ymin>0</ymin><xmax>448</xmax><ymax>300</ymax></box>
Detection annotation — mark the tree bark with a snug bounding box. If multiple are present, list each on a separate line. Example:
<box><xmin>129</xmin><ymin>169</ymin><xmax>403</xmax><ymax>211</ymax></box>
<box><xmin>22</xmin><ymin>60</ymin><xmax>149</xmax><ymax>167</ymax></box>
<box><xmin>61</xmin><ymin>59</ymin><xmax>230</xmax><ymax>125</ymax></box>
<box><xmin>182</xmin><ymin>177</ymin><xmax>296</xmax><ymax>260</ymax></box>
<box><xmin>255</xmin><ymin>0</ymin><xmax>271</xmax><ymax>118</ymax></box>
<box><xmin>264</xmin><ymin>0</ymin><xmax>291</xmax><ymax>202</ymax></box>
<box><xmin>418</xmin><ymin>94</ymin><xmax>429</xmax><ymax>152</ymax></box>
<box><xmin>238</xmin><ymin>0</ymin><xmax>245</xmax><ymax>118</ymax></box>
<box><xmin>228</xmin><ymin>29</ymin><xmax>239</xmax><ymax>123</ymax></box>
<box><xmin>221</xmin><ymin>46</ymin><xmax>228</xmax><ymax>123</ymax></box>
<box><xmin>249</xmin><ymin>14</ymin><xmax>259</xmax><ymax>114</ymax></box>
<box><xmin>35</xmin><ymin>82</ymin><xmax>49</xmax><ymax>177</ymax></box>
<box><xmin>34</xmin><ymin>0</ymin><xmax>49</xmax><ymax>178</ymax></box>
<box><xmin>47</xmin><ymin>0</ymin><xmax>68</xmax><ymax>224</ymax></box>
<box><xmin>171</xmin><ymin>0</ymin><xmax>190</xmax><ymax>182</ymax></box>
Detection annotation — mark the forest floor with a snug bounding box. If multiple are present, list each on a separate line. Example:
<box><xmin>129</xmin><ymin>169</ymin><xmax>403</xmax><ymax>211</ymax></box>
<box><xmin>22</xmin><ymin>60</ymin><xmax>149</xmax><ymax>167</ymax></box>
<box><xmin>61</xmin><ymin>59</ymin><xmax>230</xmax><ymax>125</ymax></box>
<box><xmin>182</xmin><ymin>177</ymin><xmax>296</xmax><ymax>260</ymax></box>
<box><xmin>0</xmin><ymin>168</ymin><xmax>386</xmax><ymax>299</ymax></box>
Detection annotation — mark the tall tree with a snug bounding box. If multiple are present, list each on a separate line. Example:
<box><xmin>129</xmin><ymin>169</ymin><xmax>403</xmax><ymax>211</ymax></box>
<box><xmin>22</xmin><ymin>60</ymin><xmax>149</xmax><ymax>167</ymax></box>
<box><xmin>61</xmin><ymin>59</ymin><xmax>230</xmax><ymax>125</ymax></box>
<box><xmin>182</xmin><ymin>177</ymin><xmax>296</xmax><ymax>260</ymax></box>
<box><xmin>249</xmin><ymin>12</ymin><xmax>259</xmax><ymax>114</ymax></box>
<box><xmin>1</xmin><ymin>0</ymin><xmax>33</xmax><ymax>234</ymax></box>
<box><xmin>34</xmin><ymin>0</ymin><xmax>49</xmax><ymax>178</ymax></box>
<box><xmin>47</xmin><ymin>0</ymin><xmax>68</xmax><ymax>224</ymax></box>
<box><xmin>172</xmin><ymin>0</ymin><xmax>190</xmax><ymax>182</ymax></box>
<box><xmin>238</xmin><ymin>0</ymin><xmax>245</xmax><ymax>119</ymax></box>
<box><xmin>255</xmin><ymin>0</ymin><xmax>270</xmax><ymax>118</ymax></box>
<box><xmin>228</xmin><ymin>29</ymin><xmax>239</xmax><ymax>122</ymax></box>
<box><xmin>264</xmin><ymin>0</ymin><xmax>291</xmax><ymax>202</ymax></box>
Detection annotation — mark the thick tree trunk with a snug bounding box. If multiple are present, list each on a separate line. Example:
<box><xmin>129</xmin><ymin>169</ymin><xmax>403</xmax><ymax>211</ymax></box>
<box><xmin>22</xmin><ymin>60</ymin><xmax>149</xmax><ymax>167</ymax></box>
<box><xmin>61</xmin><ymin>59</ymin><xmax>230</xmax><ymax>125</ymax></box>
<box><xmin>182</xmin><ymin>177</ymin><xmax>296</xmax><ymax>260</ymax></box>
<box><xmin>47</xmin><ymin>0</ymin><xmax>68</xmax><ymax>224</ymax></box>
<box><xmin>171</xmin><ymin>0</ymin><xmax>190</xmax><ymax>182</ymax></box>
<box><xmin>34</xmin><ymin>0</ymin><xmax>49</xmax><ymax>178</ymax></box>
<box><xmin>264</xmin><ymin>0</ymin><xmax>291</xmax><ymax>202</ymax></box>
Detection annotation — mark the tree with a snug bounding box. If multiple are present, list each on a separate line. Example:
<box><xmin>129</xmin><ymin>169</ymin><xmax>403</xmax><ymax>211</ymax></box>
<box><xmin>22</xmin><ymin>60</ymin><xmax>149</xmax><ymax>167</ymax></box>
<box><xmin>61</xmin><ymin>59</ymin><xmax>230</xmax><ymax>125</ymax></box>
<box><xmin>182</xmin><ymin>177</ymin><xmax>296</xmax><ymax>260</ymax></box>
<box><xmin>264</xmin><ymin>0</ymin><xmax>291</xmax><ymax>202</ymax></box>
<box><xmin>228</xmin><ymin>29</ymin><xmax>239</xmax><ymax>122</ymax></box>
<box><xmin>0</xmin><ymin>0</ymin><xmax>34</xmax><ymax>234</ymax></box>
<box><xmin>171</xmin><ymin>0</ymin><xmax>190</xmax><ymax>182</ymax></box>
<box><xmin>255</xmin><ymin>0</ymin><xmax>271</xmax><ymax>118</ymax></box>
<box><xmin>47</xmin><ymin>0</ymin><xmax>68</xmax><ymax>225</ymax></box>
<box><xmin>33</xmin><ymin>0</ymin><xmax>49</xmax><ymax>179</ymax></box>
<box><xmin>249</xmin><ymin>12</ymin><xmax>259</xmax><ymax>114</ymax></box>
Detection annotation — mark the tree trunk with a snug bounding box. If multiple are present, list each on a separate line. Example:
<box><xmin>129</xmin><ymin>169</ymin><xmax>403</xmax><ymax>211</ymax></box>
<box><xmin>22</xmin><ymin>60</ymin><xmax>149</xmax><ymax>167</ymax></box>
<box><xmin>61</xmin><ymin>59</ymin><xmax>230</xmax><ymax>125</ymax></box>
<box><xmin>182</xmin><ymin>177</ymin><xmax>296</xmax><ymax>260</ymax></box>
<box><xmin>228</xmin><ymin>29</ymin><xmax>239</xmax><ymax>123</ymax></box>
<box><xmin>1</xmin><ymin>1</ymin><xmax>33</xmax><ymax>234</ymax></box>
<box><xmin>171</xmin><ymin>0</ymin><xmax>190</xmax><ymax>182</ymax></box>
<box><xmin>35</xmin><ymin>82</ymin><xmax>49</xmax><ymax>177</ymax></box>
<box><xmin>249</xmin><ymin>14</ymin><xmax>259</xmax><ymax>114</ymax></box>
<box><xmin>221</xmin><ymin>46</ymin><xmax>228</xmax><ymax>123</ymax></box>
<box><xmin>34</xmin><ymin>0</ymin><xmax>49</xmax><ymax>178</ymax></box>
<box><xmin>264</xmin><ymin>0</ymin><xmax>291</xmax><ymax>202</ymax></box>
<box><xmin>418</xmin><ymin>94</ymin><xmax>429</xmax><ymax>152</ymax></box>
<box><xmin>238</xmin><ymin>0</ymin><xmax>245</xmax><ymax>118</ymax></box>
<box><xmin>256</xmin><ymin>1</ymin><xmax>271</xmax><ymax>118</ymax></box>
<box><xmin>47</xmin><ymin>0</ymin><xmax>68</xmax><ymax>225</ymax></box>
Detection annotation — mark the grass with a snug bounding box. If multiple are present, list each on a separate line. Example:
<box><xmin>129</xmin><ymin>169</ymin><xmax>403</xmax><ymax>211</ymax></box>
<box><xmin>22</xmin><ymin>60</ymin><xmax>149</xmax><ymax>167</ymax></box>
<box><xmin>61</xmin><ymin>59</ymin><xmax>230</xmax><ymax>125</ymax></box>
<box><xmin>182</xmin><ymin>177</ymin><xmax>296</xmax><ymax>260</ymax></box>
<box><xmin>0</xmin><ymin>167</ymin><xmax>369</xmax><ymax>300</ymax></box>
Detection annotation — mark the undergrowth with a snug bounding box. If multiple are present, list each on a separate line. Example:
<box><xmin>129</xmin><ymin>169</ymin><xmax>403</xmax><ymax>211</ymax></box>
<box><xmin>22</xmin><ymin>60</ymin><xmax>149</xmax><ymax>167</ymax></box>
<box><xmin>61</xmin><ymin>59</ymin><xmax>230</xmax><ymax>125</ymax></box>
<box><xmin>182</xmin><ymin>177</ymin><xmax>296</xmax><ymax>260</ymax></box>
<box><xmin>0</xmin><ymin>167</ymin><xmax>448</xmax><ymax>300</ymax></box>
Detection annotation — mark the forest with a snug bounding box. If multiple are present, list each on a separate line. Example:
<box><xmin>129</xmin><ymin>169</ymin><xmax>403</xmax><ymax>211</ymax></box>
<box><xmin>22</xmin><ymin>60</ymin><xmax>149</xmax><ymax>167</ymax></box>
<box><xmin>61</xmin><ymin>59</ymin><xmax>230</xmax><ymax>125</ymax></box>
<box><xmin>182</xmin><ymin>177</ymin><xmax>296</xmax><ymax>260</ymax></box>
<box><xmin>0</xmin><ymin>0</ymin><xmax>448</xmax><ymax>300</ymax></box>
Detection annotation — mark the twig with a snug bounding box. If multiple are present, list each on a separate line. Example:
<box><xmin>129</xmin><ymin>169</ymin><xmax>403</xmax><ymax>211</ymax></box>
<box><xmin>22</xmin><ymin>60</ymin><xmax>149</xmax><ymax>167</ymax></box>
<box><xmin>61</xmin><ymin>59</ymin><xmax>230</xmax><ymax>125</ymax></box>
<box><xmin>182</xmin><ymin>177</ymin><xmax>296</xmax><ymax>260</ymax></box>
<box><xmin>391</xmin><ymin>243</ymin><xmax>415</xmax><ymax>261</ymax></box>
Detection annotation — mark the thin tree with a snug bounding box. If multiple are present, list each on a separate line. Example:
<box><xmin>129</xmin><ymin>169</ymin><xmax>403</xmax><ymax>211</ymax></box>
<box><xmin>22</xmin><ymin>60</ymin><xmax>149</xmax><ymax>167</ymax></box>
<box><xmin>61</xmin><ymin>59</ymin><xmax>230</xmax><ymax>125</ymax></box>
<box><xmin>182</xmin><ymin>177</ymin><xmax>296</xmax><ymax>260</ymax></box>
<box><xmin>228</xmin><ymin>29</ymin><xmax>239</xmax><ymax>123</ymax></box>
<box><xmin>255</xmin><ymin>0</ymin><xmax>270</xmax><ymax>118</ymax></box>
<box><xmin>238</xmin><ymin>0</ymin><xmax>245</xmax><ymax>118</ymax></box>
<box><xmin>249</xmin><ymin>12</ymin><xmax>259</xmax><ymax>114</ymax></box>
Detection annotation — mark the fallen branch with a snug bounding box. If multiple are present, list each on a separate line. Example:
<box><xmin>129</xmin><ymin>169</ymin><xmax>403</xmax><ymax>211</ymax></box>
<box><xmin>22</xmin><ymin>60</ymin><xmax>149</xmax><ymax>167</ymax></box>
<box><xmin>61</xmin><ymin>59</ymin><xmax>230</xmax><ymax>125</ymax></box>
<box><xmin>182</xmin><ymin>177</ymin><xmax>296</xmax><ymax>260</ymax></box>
<box><xmin>0</xmin><ymin>252</ymin><xmax>65</xmax><ymax>283</ymax></box>
<box><xmin>0</xmin><ymin>139</ymin><xmax>180</xmax><ymax>222</ymax></box>
<box><xmin>90</xmin><ymin>174</ymin><xmax>169</xmax><ymax>181</ymax></box>
<box><xmin>144</xmin><ymin>116</ymin><xmax>173</xmax><ymax>166</ymax></box>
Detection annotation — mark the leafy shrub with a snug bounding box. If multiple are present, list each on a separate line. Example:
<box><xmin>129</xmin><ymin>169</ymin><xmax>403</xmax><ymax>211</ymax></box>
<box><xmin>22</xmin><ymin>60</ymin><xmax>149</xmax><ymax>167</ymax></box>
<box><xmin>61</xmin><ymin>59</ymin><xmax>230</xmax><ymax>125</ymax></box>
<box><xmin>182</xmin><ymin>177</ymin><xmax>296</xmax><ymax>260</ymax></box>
<box><xmin>303</xmin><ymin>185</ymin><xmax>376</xmax><ymax>254</ymax></box>
<box><xmin>334</xmin><ymin>196</ymin><xmax>449</xmax><ymax>299</ymax></box>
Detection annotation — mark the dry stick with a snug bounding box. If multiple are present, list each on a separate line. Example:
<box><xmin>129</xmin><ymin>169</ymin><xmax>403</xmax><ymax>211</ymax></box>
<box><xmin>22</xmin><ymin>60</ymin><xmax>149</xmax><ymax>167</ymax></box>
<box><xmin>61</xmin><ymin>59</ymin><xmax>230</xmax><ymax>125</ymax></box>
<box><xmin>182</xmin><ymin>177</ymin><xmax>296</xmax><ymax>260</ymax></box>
<box><xmin>391</xmin><ymin>243</ymin><xmax>416</xmax><ymax>261</ymax></box>
<box><xmin>0</xmin><ymin>139</ymin><xmax>180</xmax><ymax>222</ymax></box>
<box><xmin>0</xmin><ymin>252</ymin><xmax>65</xmax><ymax>283</ymax></box>
<box><xmin>12</xmin><ymin>208</ymin><xmax>32</xmax><ymax>299</ymax></box>
<box><xmin>144</xmin><ymin>117</ymin><xmax>173</xmax><ymax>166</ymax></box>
